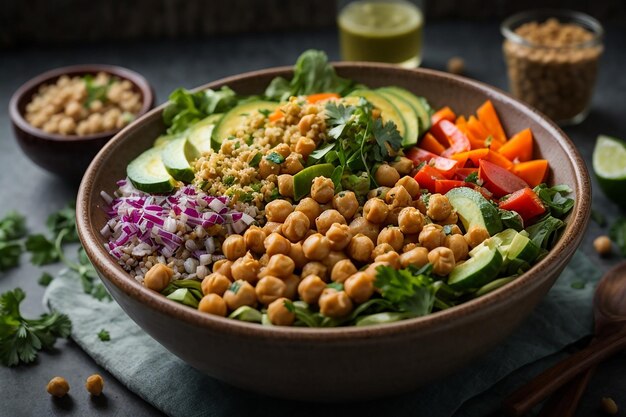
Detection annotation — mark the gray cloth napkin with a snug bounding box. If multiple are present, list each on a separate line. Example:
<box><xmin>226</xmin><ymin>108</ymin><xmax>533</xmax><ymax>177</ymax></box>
<box><xmin>43</xmin><ymin>250</ymin><xmax>600</xmax><ymax>417</ymax></box>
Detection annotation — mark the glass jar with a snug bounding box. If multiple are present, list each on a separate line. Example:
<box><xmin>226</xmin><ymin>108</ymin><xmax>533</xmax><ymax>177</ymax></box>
<box><xmin>501</xmin><ymin>10</ymin><xmax>603</xmax><ymax>125</ymax></box>
<box><xmin>337</xmin><ymin>0</ymin><xmax>425</xmax><ymax>68</ymax></box>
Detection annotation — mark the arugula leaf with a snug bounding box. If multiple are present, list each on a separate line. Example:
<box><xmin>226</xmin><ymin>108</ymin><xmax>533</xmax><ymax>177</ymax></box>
<box><xmin>163</xmin><ymin>86</ymin><xmax>237</xmax><ymax>134</ymax></box>
<box><xmin>265</xmin><ymin>152</ymin><xmax>285</xmax><ymax>165</ymax></box>
<box><xmin>526</xmin><ymin>215</ymin><xmax>565</xmax><ymax>249</ymax></box>
<box><xmin>499</xmin><ymin>209</ymin><xmax>524</xmax><ymax>231</ymax></box>
<box><xmin>533</xmin><ymin>184</ymin><xmax>574</xmax><ymax>218</ymax></box>
<box><xmin>610</xmin><ymin>218</ymin><xmax>626</xmax><ymax>257</ymax></box>
<box><xmin>265</xmin><ymin>50</ymin><xmax>354</xmax><ymax>101</ymax></box>
<box><xmin>25</xmin><ymin>235</ymin><xmax>59</xmax><ymax>266</ymax></box>
<box><xmin>46</xmin><ymin>203</ymin><xmax>78</xmax><ymax>243</ymax></box>
<box><xmin>374</xmin><ymin>265</ymin><xmax>436</xmax><ymax>317</ymax></box>
<box><xmin>97</xmin><ymin>329</ymin><xmax>110</xmax><ymax>342</ymax></box>
<box><xmin>0</xmin><ymin>288</ymin><xmax>71</xmax><ymax>366</ymax></box>
<box><xmin>0</xmin><ymin>212</ymin><xmax>27</xmax><ymax>242</ymax></box>
<box><xmin>0</xmin><ymin>241</ymin><xmax>22</xmax><ymax>271</ymax></box>
<box><xmin>38</xmin><ymin>272</ymin><xmax>54</xmax><ymax>287</ymax></box>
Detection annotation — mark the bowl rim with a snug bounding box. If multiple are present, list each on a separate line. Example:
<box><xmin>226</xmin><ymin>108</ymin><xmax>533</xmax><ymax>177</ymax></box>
<box><xmin>77</xmin><ymin>62</ymin><xmax>591</xmax><ymax>341</ymax></box>
<box><xmin>8</xmin><ymin>64</ymin><xmax>155</xmax><ymax>142</ymax></box>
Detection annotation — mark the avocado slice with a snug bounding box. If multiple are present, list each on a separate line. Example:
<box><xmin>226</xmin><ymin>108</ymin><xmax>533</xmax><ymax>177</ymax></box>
<box><xmin>446</xmin><ymin>187</ymin><xmax>503</xmax><ymax>236</ymax></box>
<box><xmin>161</xmin><ymin>138</ymin><xmax>200</xmax><ymax>183</ymax></box>
<box><xmin>293</xmin><ymin>163</ymin><xmax>335</xmax><ymax>201</ymax></box>
<box><xmin>127</xmin><ymin>147</ymin><xmax>177</xmax><ymax>193</ymax></box>
<box><xmin>377</xmin><ymin>88</ymin><xmax>419</xmax><ymax>147</ymax></box>
<box><xmin>379</xmin><ymin>86</ymin><xmax>433</xmax><ymax>136</ymax></box>
<box><xmin>347</xmin><ymin>89</ymin><xmax>407</xmax><ymax>141</ymax></box>
<box><xmin>188</xmin><ymin>113</ymin><xmax>223</xmax><ymax>154</ymax></box>
<box><xmin>212</xmin><ymin>101</ymin><xmax>279</xmax><ymax>150</ymax></box>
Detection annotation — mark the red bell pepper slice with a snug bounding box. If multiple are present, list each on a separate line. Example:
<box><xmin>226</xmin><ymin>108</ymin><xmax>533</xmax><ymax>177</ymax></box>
<box><xmin>405</xmin><ymin>147</ymin><xmax>459</xmax><ymax>178</ymax></box>
<box><xmin>435</xmin><ymin>180</ymin><xmax>467</xmax><ymax>194</ymax></box>
<box><xmin>478</xmin><ymin>159</ymin><xmax>528</xmax><ymax>198</ymax></box>
<box><xmin>499</xmin><ymin>187</ymin><xmax>546</xmax><ymax>222</ymax></box>
<box><xmin>414</xmin><ymin>165</ymin><xmax>446</xmax><ymax>193</ymax></box>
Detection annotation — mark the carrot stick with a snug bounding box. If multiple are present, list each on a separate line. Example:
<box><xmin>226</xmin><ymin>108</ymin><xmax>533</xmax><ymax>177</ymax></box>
<box><xmin>513</xmin><ymin>159</ymin><xmax>549</xmax><ymax>187</ymax></box>
<box><xmin>431</xmin><ymin>106</ymin><xmax>456</xmax><ymax>125</ymax></box>
<box><xmin>419</xmin><ymin>133</ymin><xmax>446</xmax><ymax>155</ymax></box>
<box><xmin>484</xmin><ymin>150</ymin><xmax>514</xmax><ymax>170</ymax></box>
<box><xmin>268</xmin><ymin>109</ymin><xmax>284</xmax><ymax>122</ymax></box>
<box><xmin>307</xmin><ymin>93</ymin><xmax>340</xmax><ymax>103</ymax></box>
<box><xmin>477</xmin><ymin>100</ymin><xmax>507</xmax><ymax>143</ymax></box>
<box><xmin>498</xmin><ymin>128</ymin><xmax>533</xmax><ymax>162</ymax></box>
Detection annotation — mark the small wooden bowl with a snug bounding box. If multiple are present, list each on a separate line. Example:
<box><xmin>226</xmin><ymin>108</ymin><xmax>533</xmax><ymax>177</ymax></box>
<box><xmin>77</xmin><ymin>63</ymin><xmax>591</xmax><ymax>401</ymax></box>
<box><xmin>9</xmin><ymin>64</ymin><xmax>154</xmax><ymax>182</ymax></box>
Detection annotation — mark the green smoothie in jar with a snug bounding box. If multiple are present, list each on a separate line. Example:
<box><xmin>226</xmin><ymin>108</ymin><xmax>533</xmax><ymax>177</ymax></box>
<box><xmin>338</xmin><ymin>0</ymin><xmax>424</xmax><ymax>67</ymax></box>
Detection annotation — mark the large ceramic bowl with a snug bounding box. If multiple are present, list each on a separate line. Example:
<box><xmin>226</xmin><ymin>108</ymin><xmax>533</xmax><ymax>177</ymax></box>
<box><xmin>77</xmin><ymin>63</ymin><xmax>590</xmax><ymax>402</ymax></box>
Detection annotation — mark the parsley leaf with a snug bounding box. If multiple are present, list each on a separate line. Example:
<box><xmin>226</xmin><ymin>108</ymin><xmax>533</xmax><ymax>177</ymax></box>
<box><xmin>533</xmin><ymin>184</ymin><xmax>574</xmax><ymax>218</ymax></box>
<box><xmin>83</xmin><ymin>75</ymin><xmax>111</xmax><ymax>108</ymax></box>
<box><xmin>38</xmin><ymin>272</ymin><xmax>54</xmax><ymax>287</ymax></box>
<box><xmin>265</xmin><ymin>152</ymin><xmax>285</xmax><ymax>165</ymax></box>
<box><xmin>464</xmin><ymin>171</ymin><xmax>479</xmax><ymax>184</ymax></box>
<box><xmin>326</xmin><ymin>103</ymin><xmax>355</xmax><ymax>139</ymax></box>
<box><xmin>372</xmin><ymin>118</ymin><xmax>403</xmax><ymax>160</ymax></box>
<box><xmin>46</xmin><ymin>203</ymin><xmax>78</xmax><ymax>243</ymax></box>
<box><xmin>25</xmin><ymin>234</ymin><xmax>59</xmax><ymax>266</ymax></box>
<box><xmin>97</xmin><ymin>329</ymin><xmax>110</xmax><ymax>342</ymax></box>
<box><xmin>374</xmin><ymin>265</ymin><xmax>436</xmax><ymax>317</ymax></box>
<box><xmin>0</xmin><ymin>211</ymin><xmax>27</xmax><ymax>242</ymax></box>
<box><xmin>0</xmin><ymin>288</ymin><xmax>71</xmax><ymax>366</ymax></box>
<box><xmin>248</xmin><ymin>152</ymin><xmax>262</xmax><ymax>167</ymax></box>
<box><xmin>0</xmin><ymin>241</ymin><xmax>22</xmax><ymax>271</ymax></box>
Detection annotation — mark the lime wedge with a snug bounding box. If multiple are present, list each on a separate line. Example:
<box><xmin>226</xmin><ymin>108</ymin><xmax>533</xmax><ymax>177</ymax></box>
<box><xmin>593</xmin><ymin>135</ymin><xmax>626</xmax><ymax>206</ymax></box>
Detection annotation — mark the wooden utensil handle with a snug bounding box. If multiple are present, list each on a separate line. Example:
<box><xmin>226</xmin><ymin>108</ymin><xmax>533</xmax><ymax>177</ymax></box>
<box><xmin>502</xmin><ymin>329</ymin><xmax>626</xmax><ymax>416</ymax></box>
<box><xmin>536</xmin><ymin>367</ymin><xmax>595</xmax><ymax>417</ymax></box>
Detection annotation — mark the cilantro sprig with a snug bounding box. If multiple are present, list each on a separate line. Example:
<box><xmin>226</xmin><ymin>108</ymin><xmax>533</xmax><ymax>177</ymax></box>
<box><xmin>0</xmin><ymin>212</ymin><xmax>27</xmax><ymax>271</ymax></box>
<box><xmin>0</xmin><ymin>288</ymin><xmax>71</xmax><ymax>366</ymax></box>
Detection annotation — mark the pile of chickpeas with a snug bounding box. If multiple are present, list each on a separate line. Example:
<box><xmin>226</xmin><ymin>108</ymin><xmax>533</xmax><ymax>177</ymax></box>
<box><xmin>141</xmin><ymin>159</ymin><xmax>493</xmax><ymax>327</ymax></box>
<box><xmin>24</xmin><ymin>72</ymin><xmax>142</xmax><ymax>136</ymax></box>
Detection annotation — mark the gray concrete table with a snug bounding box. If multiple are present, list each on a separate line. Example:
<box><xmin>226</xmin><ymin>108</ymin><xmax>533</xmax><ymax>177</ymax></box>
<box><xmin>1</xmin><ymin>21</ymin><xmax>625</xmax><ymax>417</ymax></box>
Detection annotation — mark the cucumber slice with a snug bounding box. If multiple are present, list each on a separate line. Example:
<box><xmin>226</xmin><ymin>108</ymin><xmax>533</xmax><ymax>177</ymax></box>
<box><xmin>212</xmin><ymin>101</ymin><xmax>279</xmax><ymax>148</ymax></box>
<box><xmin>507</xmin><ymin>232</ymin><xmax>541</xmax><ymax>263</ymax></box>
<box><xmin>377</xmin><ymin>89</ymin><xmax>419</xmax><ymax>147</ymax></box>
<box><xmin>379</xmin><ymin>86</ymin><xmax>433</xmax><ymax>136</ymax></box>
<box><xmin>161</xmin><ymin>138</ymin><xmax>200</xmax><ymax>183</ymax></box>
<box><xmin>469</xmin><ymin>228</ymin><xmax>518</xmax><ymax>257</ymax></box>
<box><xmin>347</xmin><ymin>89</ymin><xmax>408</xmax><ymax>141</ymax></box>
<box><xmin>293</xmin><ymin>163</ymin><xmax>335</xmax><ymax>201</ymax></box>
<box><xmin>448</xmin><ymin>241</ymin><xmax>503</xmax><ymax>290</ymax></box>
<box><xmin>474</xmin><ymin>276</ymin><xmax>516</xmax><ymax>297</ymax></box>
<box><xmin>127</xmin><ymin>147</ymin><xmax>176</xmax><ymax>193</ymax></box>
<box><xmin>188</xmin><ymin>113</ymin><xmax>223</xmax><ymax>153</ymax></box>
<box><xmin>446</xmin><ymin>187</ymin><xmax>503</xmax><ymax>236</ymax></box>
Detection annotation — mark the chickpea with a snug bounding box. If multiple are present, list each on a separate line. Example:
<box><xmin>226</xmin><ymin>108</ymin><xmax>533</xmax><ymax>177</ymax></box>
<box><xmin>414</xmin><ymin>197</ymin><xmax>428</xmax><ymax>215</ymax></box>
<box><xmin>212</xmin><ymin>259</ymin><xmax>233</xmax><ymax>280</ymax></box>
<box><xmin>363</xmin><ymin>198</ymin><xmax>389</xmax><ymax>224</ymax></box>
<box><xmin>143</xmin><ymin>263</ymin><xmax>174</xmax><ymax>292</ymax></box>
<box><xmin>384</xmin><ymin>206</ymin><xmax>403</xmax><ymax>226</ymax></box>
<box><xmin>601</xmin><ymin>397</ymin><xmax>619</xmax><ymax>415</ymax></box>
<box><xmin>367</xmin><ymin>186</ymin><xmax>391</xmax><ymax>201</ymax></box>
<box><xmin>223</xmin><ymin>280</ymin><xmax>257</xmax><ymax>310</ymax></box>
<box><xmin>315</xmin><ymin>209</ymin><xmax>346</xmax><ymax>235</ymax></box>
<box><xmin>281</xmin><ymin>211</ymin><xmax>310</xmax><ymax>243</ymax></box>
<box><xmin>258</xmin><ymin>158</ymin><xmax>280</xmax><ymax>179</ymax></box>
<box><xmin>374</xmin><ymin>164</ymin><xmax>400</xmax><ymax>187</ymax></box>
<box><xmin>58</xmin><ymin>117</ymin><xmax>76</xmax><ymax>135</ymax></box>
<box><xmin>447</xmin><ymin>224</ymin><xmax>463</xmax><ymax>235</ymax></box>
<box><xmin>298</xmin><ymin>114</ymin><xmax>315</xmax><ymax>135</ymax></box>
<box><xmin>283</xmin><ymin>153</ymin><xmax>304</xmax><ymax>175</ymax></box>
<box><xmin>302</xmin><ymin>233</ymin><xmax>331</xmax><ymax>261</ymax></box>
<box><xmin>265</xmin><ymin>200</ymin><xmax>294</xmax><ymax>223</ymax></box>
<box><xmin>332</xmin><ymin>191</ymin><xmax>359</xmax><ymax>220</ymax></box>
<box><xmin>267</xmin><ymin>297</ymin><xmax>295</xmax><ymax>326</ymax></box>
<box><xmin>85</xmin><ymin>374</ymin><xmax>104</xmax><ymax>396</ymax></box>
<box><xmin>400</xmin><ymin>247</ymin><xmax>429</xmax><ymax>268</ymax></box>
<box><xmin>319</xmin><ymin>289</ymin><xmax>354</xmax><ymax>318</ymax></box>
<box><xmin>262</xmin><ymin>221</ymin><xmax>283</xmax><ymax>236</ymax></box>
<box><xmin>64</xmin><ymin>100</ymin><xmax>82</xmax><ymax>119</ymax></box>
<box><xmin>295</xmin><ymin>197</ymin><xmax>322</xmax><ymax>225</ymax></box>
<box><xmin>258</xmin><ymin>254</ymin><xmax>270</xmax><ymax>267</ymax></box>
<box><xmin>274</xmin><ymin>143</ymin><xmax>291</xmax><ymax>158</ymax></box>
<box><xmin>264</xmin><ymin>232</ymin><xmax>291</xmax><ymax>256</ymax></box>
<box><xmin>322</xmin><ymin>250</ymin><xmax>348</xmax><ymax>270</ymax></box>
<box><xmin>439</xmin><ymin>211</ymin><xmax>458</xmax><ymax>225</ymax></box>
<box><xmin>202</xmin><ymin>272</ymin><xmax>231</xmax><ymax>296</ymax></box>
<box><xmin>344</xmin><ymin>272</ymin><xmax>375</xmax><ymax>304</ymax></box>
<box><xmin>446</xmin><ymin>234</ymin><xmax>469</xmax><ymax>262</ymax></box>
<box><xmin>302</xmin><ymin>262</ymin><xmax>328</xmax><ymax>281</ymax></box>
<box><xmin>364</xmin><ymin>261</ymin><xmax>390</xmax><ymax>281</ymax></box>
<box><xmin>265</xmin><ymin>254</ymin><xmax>296</xmax><ymax>278</ymax></box>
<box><xmin>372</xmin><ymin>242</ymin><xmax>394</xmax><ymax>259</ymax></box>
<box><xmin>47</xmin><ymin>376</ymin><xmax>70</xmax><ymax>397</ymax></box>
<box><xmin>348</xmin><ymin>216</ymin><xmax>380</xmax><ymax>244</ymax></box>
<box><xmin>325</xmin><ymin>223</ymin><xmax>353</xmax><ymax>251</ymax></box>
<box><xmin>594</xmin><ymin>235</ymin><xmax>612</xmax><ymax>257</ymax></box>
<box><xmin>310</xmin><ymin>176</ymin><xmax>335</xmax><ymax>203</ymax></box>
<box><xmin>428</xmin><ymin>247</ymin><xmax>456</xmax><ymax>276</ymax></box>
<box><xmin>222</xmin><ymin>235</ymin><xmax>247</xmax><ymax>261</ymax></box>
<box><xmin>419</xmin><ymin>224</ymin><xmax>446</xmax><ymax>250</ymax></box>
<box><xmin>231</xmin><ymin>253</ymin><xmax>260</xmax><ymax>284</ymax></box>
<box><xmin>330</xmin><ymin>259</ymin><xmax>358</xmax><ymax>283</ymax></box>
<box><xmin>398</xmin><ymin>207</ymin><xmax>425</xmax><ymax>235</ymax></box>
<box><xmin>295</xmin><ymin>136</ymin><xmax>316</xmax><ymax>158</ymax></box>
<box><xmin>348</xmin><ymin>233</ymin><xmax>375</xmax><ymax>263</ymax></box>
<box><xmin>391</xmin><ymin>157</ymin><xmax>414</xmax><ymax>175</ymax></box>
<box><xmin>427</xmin><ymin>194</ymin><xmax>453</xmax><ymax>221</ymax></box>
<box><xmin>198</xmin><ymin>294</ymin><xmax>228</xmax><ymax>316</ymax></box>
<box><xmin>403</xmin><ymin>243</ymin><xmax>418</xmax><ymax>252</ymax></box>
<box><xmin>243</xmin><ymin>226</ymin><xmax>266</xmax><ymax>254</ymax></box>
<box><xmin>283</xmin><ymin>274</ymin><xmax>300</xmax><ymax>299</ymax></box>
<box><xmin>255</xmin><ymin>276</ymin><xmax>287</xmax><ymax>305</ymax></box>
<box><xmin>386</xmin><ymin>185</ymin><xmax>413</xmax><ymax>208</ymax></box>
<box><xmin>298</xmin><ymin>275</ymin><xmax>327</xmax><ymax>304</ymax></box>
<box><xmin>395</xmin><ymin>176</ymin><xmax>420</xmax><ymax>198</ymax></box>
<box><xmin>377</xmin><ymin>226</ymin><xmax>404</xmax><ymax>251</ymax></box>
<box><xmin>464</xmin><ymin>226</ymin><xmax>490</xmax><ymax>249</ymax></box>
<box><xmin>375</xmin><ymin>251</ymin><xmax>402</xmax><ymax>269</ymax></box>
<box><xmin>277</xmin><ymin>174</ymin><xmax>294</xmax><ymax>198</ymax></box>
